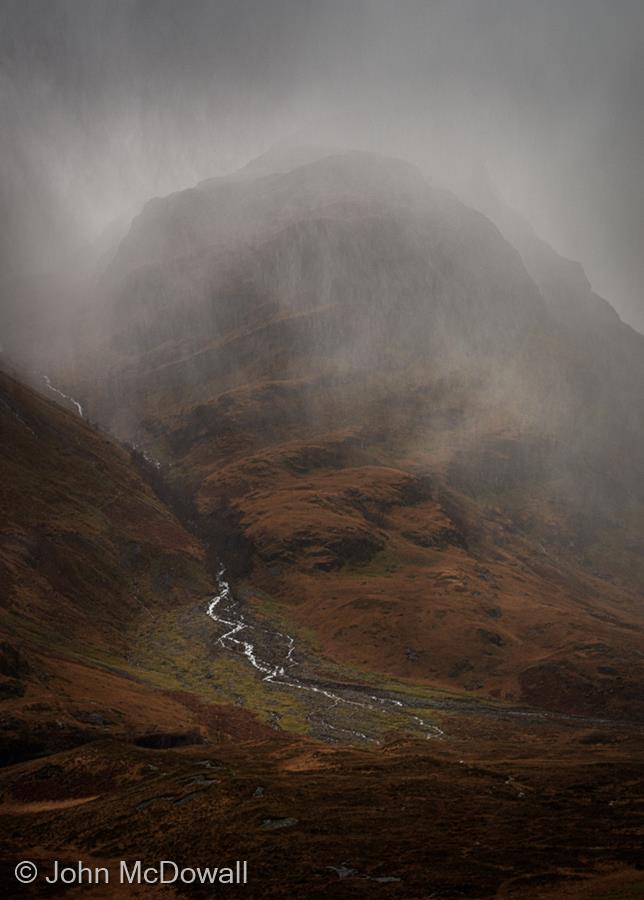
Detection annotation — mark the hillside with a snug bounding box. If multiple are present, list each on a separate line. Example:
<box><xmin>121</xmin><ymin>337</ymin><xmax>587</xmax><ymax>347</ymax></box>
<box><xmin>0</xmin><ymin>368</ymin><xmax>224</xmax><ymax>764</ymax></box>
<box><xmin>1</xmin><ymin>152</ymin><xmax>644</xmax><ymax>899</ymax></box>
<box><xmin>54</xmin><ymin>149</ymin><xmax>644</xmax><ymax>721</ymax></box>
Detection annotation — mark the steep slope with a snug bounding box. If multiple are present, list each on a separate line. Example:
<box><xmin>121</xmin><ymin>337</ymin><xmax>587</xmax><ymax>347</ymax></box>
<box><xmin>469</xmin><ymin>172</ymin><xmax>644</xmax><ymax>471</ymax></box>
<box><xmin>85</xmin><ymin>153</ymin><xmax>551</xmax><ymax>433</ymax></box>
<box><xmin>0</xmin><ymin>368</ymin><xmax>222</xmax><ymax>764</ymax></box>
<box><xmin>58</xmin><ymin>150</ymin><xmax>644</xmax><ymax>719</ymax></box>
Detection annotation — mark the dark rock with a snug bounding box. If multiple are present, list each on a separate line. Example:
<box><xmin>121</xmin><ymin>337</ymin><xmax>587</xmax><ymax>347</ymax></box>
<box><xmin>0</xmin><ymin>642</ymin><xmax>30</xmax><ymax>678</ymax></box>
<box><xmin>174</xmin><ymin>791</ymin><xmax>203</xmax><ymax>806</ymax></box>
<box><xmin>75</xmin><ymin>711</ymin><xmax>109</xmax><ymax>726</ymax></box>
<box><xmin>34</xmin><ymin>763</ymin><xmax>63</xmax><ymax>780</ymax></box>
<box><xmin>136</xmin><ymin>795</ymin><xmax>174</xmax><ymax>810</ymax></box>
<box><xmin>399</xmin><ymin>475</ymin><xmax>433</xmax><ymax>505</ymax></box>
<box><xmin>0</xmin><ymin>678</ymin><xmax>25</xmax><ymax>699</ymax></box>
<box><xmin>477</xmin><ymin>628</ymin><xmax>504</xmax><ymax>647</ymax></box>
<box><xmin>449</xmin><ymin>659</ymin><xmax>474</xmax><ymax>677</ymax></box>
<box><xmin>483</xmin><ymin>606</ymin><xmax>503</xmax><ymax>619</ymax></box>
<box><xmin>327</xmin><ymin>865</ymin><xmax>358</xmax><ymax>879</ymax></box>
<box><xmin>260</xmin><ymin>817</ymin><xmax>299</xmax><ymax>831</ymax></box>
<box><xmin>403</xmin><ymin>527</ymin><xmax>468</xmax><ymax>551</ymax></box>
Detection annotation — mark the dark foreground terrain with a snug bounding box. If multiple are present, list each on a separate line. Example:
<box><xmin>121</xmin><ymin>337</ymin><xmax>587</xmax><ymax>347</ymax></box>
<box><xmin>1</xmin><ymin>709</ymin><xmax>643</xmax><ymax>899</ymax></box>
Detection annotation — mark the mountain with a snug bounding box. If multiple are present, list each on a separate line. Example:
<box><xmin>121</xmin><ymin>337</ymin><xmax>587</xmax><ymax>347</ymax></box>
<box><xmin>2</xmin><ymin>151</ymin><xmax>644</xmax><ymax>899</ymax></box>
<box><xmin>56</xmin><ymin>149</ymin><xmax>644</xmax><ymax>720</ymax></box>
<box><xmin>466</xmin><ymin>167</ymin><xmax>644</xmax><ymax>462</ymax></box>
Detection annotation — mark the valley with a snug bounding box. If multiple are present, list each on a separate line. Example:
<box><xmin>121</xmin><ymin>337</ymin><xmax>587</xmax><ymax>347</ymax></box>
<box><xmin>1</xmin><ymin>148</ymin><xmax>644</xmax><ymax>898</ymax></box>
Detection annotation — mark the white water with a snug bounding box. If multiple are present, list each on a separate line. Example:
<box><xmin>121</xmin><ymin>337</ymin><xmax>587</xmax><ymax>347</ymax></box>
<box><xmin>129</xmin><ymin>440</ymin><xmax>162</xmax><ymax>470</ymax></box>
<box><xmin>141</xmin><ymin>450</ymin><xmax>162</xmax><ymax>470</ymax></box>
<box><xmin>43</xmin><ymin>375</ymin><xmax>84</xmax><ymax>417</ymax></box>
<box><xmin>206</xmin><ymin>564</ymin><xmax>444</xmax><ymax>742</ymax></box>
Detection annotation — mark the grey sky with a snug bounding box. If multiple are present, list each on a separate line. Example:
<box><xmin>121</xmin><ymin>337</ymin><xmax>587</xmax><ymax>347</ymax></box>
<box><xmin>1</xmin><ymin>0</ymin><xmax>643</xmax><ymax>329</ymax></box>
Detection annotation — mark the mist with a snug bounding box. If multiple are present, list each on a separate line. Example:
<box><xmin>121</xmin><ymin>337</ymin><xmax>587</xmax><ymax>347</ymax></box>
<box><xmin>1</xmin><ymin>0</ymin><xmax>643</xmax><ymax>330</ymax></box>
<box><xmin>4</xmin><ymin>6</ymin><xmax>644</xmax><ymax>885</ymax></box>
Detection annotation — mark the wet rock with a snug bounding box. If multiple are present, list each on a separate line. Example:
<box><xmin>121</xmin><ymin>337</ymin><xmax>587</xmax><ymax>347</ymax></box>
<box><xmin>75</xmin><ymin>711</ymin><xmax>110</xmax><ymax>726</ymax></box>
<box><xmin>326</xmin><ymin>865</ymin><xmax>401</xmax><ymax>884</ymax></box>
<box><xmin>260</xmin><ymin>817</ymin><xmax>299</xmax><ymax>831</ymax></box>
<box><xmin>327</xmin><ymin>865</ymin><xmax>358</xmax><ymax>879</ymax></box>
<box><xmin>174</xmin><ymin>791</ymin><xmax>203</xmax><ymax>806</ymax></box>
<box><xmin>180</xmin><ymin>774</ymin><xmax>217</xmax><ymax>786</ymax></box>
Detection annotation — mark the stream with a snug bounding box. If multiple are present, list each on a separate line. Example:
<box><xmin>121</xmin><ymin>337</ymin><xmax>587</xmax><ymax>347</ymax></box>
<box><xmin>43</xmin><ymin>375</ymin><xmax>84</xmax><ymax>417</ymax></box>
<box><xmin>206</xmin><ymin>564</ymin><xmax>445</xmax><ymax>743</ymax></box>
<box><xmin>36</xmin><ymin>377</ymin><xmax>624</xmax><ymax>742</ymax></box>
<box><xmin>205</xmin><ymin>567</ymin><xmax>638</xmax><ymax>742</ymax></box>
